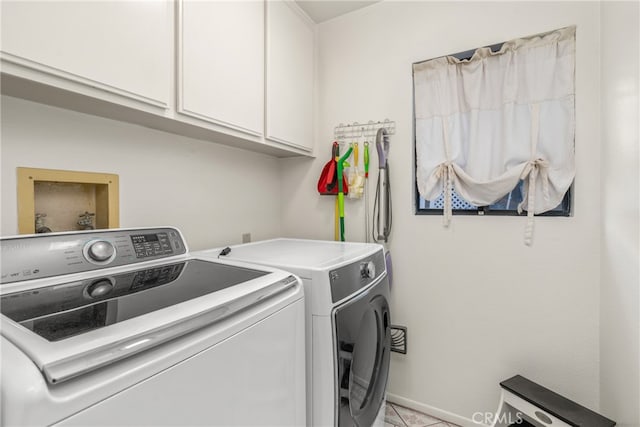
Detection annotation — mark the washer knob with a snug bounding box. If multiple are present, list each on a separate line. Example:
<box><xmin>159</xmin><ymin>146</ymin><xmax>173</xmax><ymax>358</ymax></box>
<box><xmin>86</xmin><ymin>279</ymin><xmax>114</xmax><ymax>298</ymax></box>
<box><xmin>360</xmin><ymin>261</ymin><xmax>376</xmax><ymax>279</ymax></box>
<box><xmin>87</xmin><ymin>240</ymin><xmax>115</xmax><ymax>262</ymax></box>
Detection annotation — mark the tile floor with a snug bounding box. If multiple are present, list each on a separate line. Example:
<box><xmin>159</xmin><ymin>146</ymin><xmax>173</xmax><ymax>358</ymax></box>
<box><xmin>385</xmin><ymin>402</ymin><xmax>461</xmax><ymax>427</ymax></box>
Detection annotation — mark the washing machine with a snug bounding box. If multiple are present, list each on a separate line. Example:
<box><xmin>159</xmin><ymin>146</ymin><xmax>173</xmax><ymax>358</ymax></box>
<box><xmin>198</xmin><ymin>238</ymin><xmax>391</xmax><ymax>427</ymax></box>
<box><xmin>1</xmin><ymin>227</ymin><xmax>305</xmax><ymax>426</ymax></box>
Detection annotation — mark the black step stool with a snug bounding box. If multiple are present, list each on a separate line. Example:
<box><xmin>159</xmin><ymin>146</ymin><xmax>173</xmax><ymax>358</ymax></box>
<box><xmin>494</xmin><ymin>375</ymin><xmax>616</xmax><ymax>427</ymax></box>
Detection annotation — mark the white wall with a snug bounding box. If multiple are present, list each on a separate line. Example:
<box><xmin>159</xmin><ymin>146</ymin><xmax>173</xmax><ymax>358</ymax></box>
<box><xmin>599</xmin><ymin>2</ymin><xmax>640</xmax><ymax>426</ymax></box>
<box><xmin>0</xmin><ymin>95</ymin><xmax>283</xmax><ymax>250</ymax></box>
<box><xmin>281</xmin><ymin>1</ymin><xmax>603</xmax><ymax>421</ymax></box>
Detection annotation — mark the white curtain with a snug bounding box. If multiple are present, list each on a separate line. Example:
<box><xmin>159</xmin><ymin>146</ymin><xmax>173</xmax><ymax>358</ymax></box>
<box><xmin>414</xmin><ymin>26</ymin><xmax>575</xmax><ymax>245</ymax></box>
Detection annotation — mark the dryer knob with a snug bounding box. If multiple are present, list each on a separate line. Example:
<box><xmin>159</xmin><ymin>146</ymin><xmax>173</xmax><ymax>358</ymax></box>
<box><xmin>360</xmin><ymin>261</ymin><xmax>375</xmax><ymax>279</ymax></box>
<box><xmin>87</xmin><ymin>240</ymin><xmax>115</xmax><ymax>262</ymax></box>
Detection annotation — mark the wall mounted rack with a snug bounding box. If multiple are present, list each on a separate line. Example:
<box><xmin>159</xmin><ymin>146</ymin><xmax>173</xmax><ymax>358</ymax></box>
<box><xmin>334</xmin><ymin>119</ymin><xmax>396</xmax><ymax>142</ymax></box>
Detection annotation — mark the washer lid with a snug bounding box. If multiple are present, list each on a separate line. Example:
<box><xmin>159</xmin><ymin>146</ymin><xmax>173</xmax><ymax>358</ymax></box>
<box><xmin>2</xmin><ymin>259</ymin><xmax>267</xmax><ymax>341</ymax></box>
<box><xmin>214</xmin><ymin>238</ymin><xmax>383</xmax><ymax>277</ymax></box>
<box><xmin>0</xmin><ymin>258</ymin><xmax>299</xmax><ymax>385</ymax></box>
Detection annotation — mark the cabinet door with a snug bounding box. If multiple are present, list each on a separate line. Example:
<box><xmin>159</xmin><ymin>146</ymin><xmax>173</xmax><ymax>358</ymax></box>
<box><xmin>0</xmin><ymin>1</ymin><xmax>171</xmax><ymax>108</ymax></box>
<box><xmin>178</xmin><ymin>0</ymin><xmax>264</xmax><ymax>136</ymax></box>
<box><xmin>266</xmin><ymin>1</ymin><xmax>314</xmax><ymax>151</ymax></box>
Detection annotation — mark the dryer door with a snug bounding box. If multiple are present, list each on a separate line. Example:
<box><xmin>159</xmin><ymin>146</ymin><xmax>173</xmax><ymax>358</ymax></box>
<box><xmin>334</xmin><ymin>276</ymin><xmax>390</xmax><ymax>427</ymax></box>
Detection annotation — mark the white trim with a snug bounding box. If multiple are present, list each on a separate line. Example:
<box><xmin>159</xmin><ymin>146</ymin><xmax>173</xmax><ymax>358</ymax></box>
<box><xmin>263</xmin><ymin>0</ymin><xmax>270</xmax><ymax>143</ymax></box>
<box><xmin>175</xmin><ymin>0</ymin><xmax>185</xmax><ymax>118</ymax></box>
<box><xmin>264</xmin><ymin>0</ymin><xmax>273</xmax><ymax>142</ymax></box>
<box><xmin>281</xmin><ymin>0</ymin><xmax>316</xmax><ymax>28</ymax></box>
<box><xmin>265</xmin><ymin>135</ymin><xmax>313</xmax><ymax>152</ymax></box>
<box><xmin>177</xmin><ymin>108</ymin><xmax>264</xmax><ymax>138</ymax></box>
<box><xmin>386</xmin><ymin>393</ymin><xmax>490</xmax><ymax>427</ymax></box>
<box><xmin>0</xmin><ymin>52</ymin><xmax>168</xmax><ymax>109</ymax></box>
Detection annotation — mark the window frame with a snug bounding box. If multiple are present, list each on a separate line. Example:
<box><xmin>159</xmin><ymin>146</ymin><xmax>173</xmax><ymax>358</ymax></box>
<box><xmin>413</xmin><ymin>185</ymin><xmax>572</xmax><ymax>217</ymax></box>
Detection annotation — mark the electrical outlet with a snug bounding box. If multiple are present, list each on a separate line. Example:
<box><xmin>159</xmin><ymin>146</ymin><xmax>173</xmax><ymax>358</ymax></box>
<box><xmin>242</xmin><ymin>233</ymin><xmax>251</xmax><ymax>243</ymax></box>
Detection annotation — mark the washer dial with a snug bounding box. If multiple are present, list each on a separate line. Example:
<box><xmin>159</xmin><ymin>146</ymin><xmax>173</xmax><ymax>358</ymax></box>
<box><xmin>85</xmin><ymin>278</ymin><xmax>114</xmax><ymax>299</ymax></box>
<box><xmin>84</xmin><ymin>240</ymin><xmax>116</xmax><ymax>264</ymax></box>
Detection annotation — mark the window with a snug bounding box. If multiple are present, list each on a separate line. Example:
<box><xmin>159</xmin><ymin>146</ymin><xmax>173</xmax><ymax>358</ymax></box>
<box><xmin>412</xmin><ymin>27</ymin><xmax>576</xmax><ymax>244</ymax></box>
<box><xmin>413</xmin><ymin>41</ymin><xmax>572</xmax><ymax>218</ymax></box>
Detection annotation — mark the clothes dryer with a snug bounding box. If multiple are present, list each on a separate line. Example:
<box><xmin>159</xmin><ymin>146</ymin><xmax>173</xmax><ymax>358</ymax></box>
<box><xmin>199</xmin><ymin>238</ymin><xmax>391</xmax><ymax>427</ymax></box>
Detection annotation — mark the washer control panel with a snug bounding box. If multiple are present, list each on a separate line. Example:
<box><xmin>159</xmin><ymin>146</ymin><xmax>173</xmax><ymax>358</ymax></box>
<box><xmin>1</xmin><ymin>227</ymin><xmax>187</xmax><ymax>284</ymax></box>
<box><xmin>130</xmin><ymin>233</ymin><xmax>174</xmax><ymax>259</ymax></box>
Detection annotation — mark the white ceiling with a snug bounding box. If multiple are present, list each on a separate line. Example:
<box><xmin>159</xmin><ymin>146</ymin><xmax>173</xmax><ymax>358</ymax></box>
<box><xmin>295</xmin><ymin>1</ymin><xmax>380</xmax><ymax>23</ymax></box>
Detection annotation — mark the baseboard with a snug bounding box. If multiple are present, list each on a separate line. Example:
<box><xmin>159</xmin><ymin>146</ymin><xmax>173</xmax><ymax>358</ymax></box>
<box><xmin>386</xmin><ymin>393</ymin><xmax>490</xmax><ymax>427</ymax></box>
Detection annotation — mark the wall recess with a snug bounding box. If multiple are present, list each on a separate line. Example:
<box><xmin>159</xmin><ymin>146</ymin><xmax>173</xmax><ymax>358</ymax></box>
<box><xmin>17</xmin><ymin>167</ymin><xmax>119</xmax><ymax>234</ymax></box>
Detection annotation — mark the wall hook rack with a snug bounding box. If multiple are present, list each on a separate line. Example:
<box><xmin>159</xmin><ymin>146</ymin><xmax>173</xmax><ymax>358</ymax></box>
<box><xmin>334</xmin><ymin>119</ymin><xmax>396</xmax><ymax>143</ymax></box>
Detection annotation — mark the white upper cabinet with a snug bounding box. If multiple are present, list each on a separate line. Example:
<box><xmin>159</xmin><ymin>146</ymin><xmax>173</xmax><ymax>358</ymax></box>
<box><xmin>0</xmin><ymin>0</ymin><xmax>171</xmax><ymax>108</ymax></box>
<box><xmin>266</xmin><ymin>1</ymin><xmax>314</xmax><ymax>151</ymax></box>
<box><xmin>177</xmin><ymin>0</ymin><xmax>264</xmax><ymax>136</ymax></box>
<box><xmin>1</xmin><ymin>1</ymin><xmax>316</xmax><ymax>157</ymax></box>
